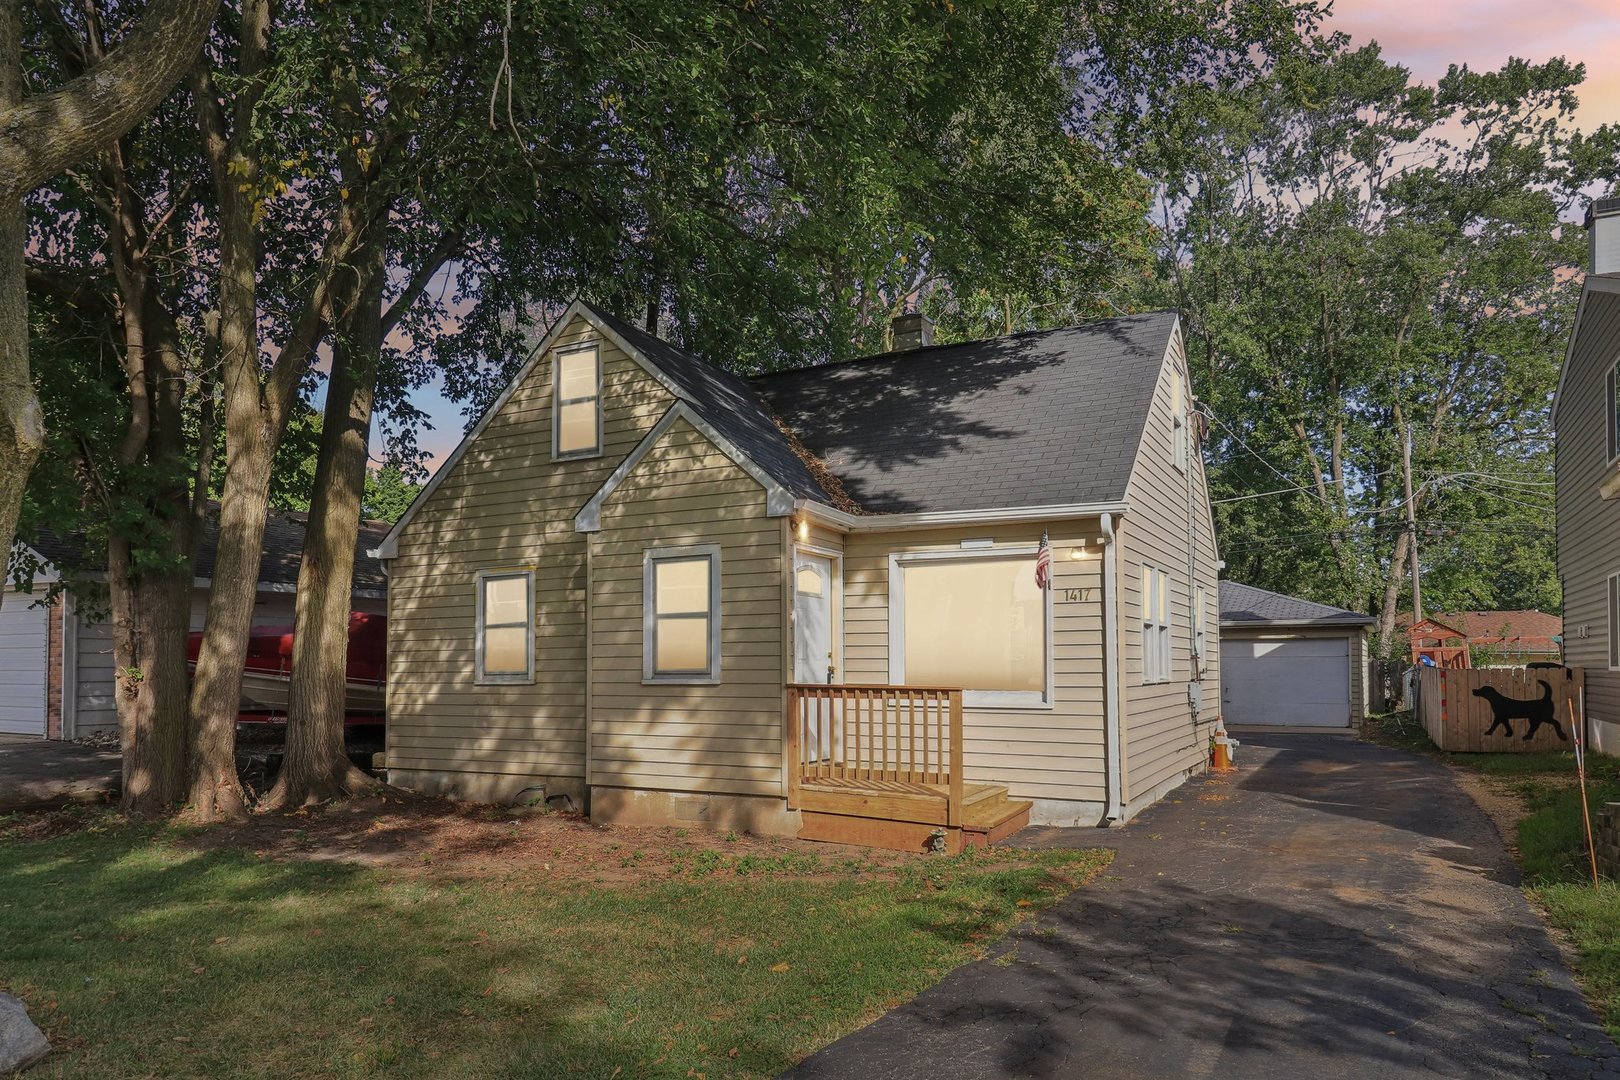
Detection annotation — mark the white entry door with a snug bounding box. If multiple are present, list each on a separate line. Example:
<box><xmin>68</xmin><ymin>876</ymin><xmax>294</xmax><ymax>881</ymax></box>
<box><xmin>1220</xmin><ymin>636</ymin><xmax>1351</xmax><ymax>728</ymax></box>
<box><xmin>793</xmin><ymin>554</ymin><xmax>835</xmax><ymax>684</ymax></box>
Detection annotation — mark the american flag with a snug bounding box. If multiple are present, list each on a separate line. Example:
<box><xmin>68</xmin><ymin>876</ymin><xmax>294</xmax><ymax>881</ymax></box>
<box><xmin>1034</xmin><ymin>531</ymin><xmax>1052</xmax><ymax>590</ymax></box>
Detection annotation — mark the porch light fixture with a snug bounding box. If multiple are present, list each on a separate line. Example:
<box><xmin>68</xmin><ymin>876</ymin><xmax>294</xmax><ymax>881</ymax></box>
<box><xmin>1068</xmin><ymin>545</ymin><xmax>1088</xmax><ymax>561</ymax></box>
<box><xmin>796</xmin><ymin>515</ymin><xmax>810</xmax><ymax>543</ymax></box>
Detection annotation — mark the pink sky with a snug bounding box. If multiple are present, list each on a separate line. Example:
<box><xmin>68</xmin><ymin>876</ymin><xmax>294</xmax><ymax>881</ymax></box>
<box><xmin>401</xmin><ymin>2</ymin><xmax>1620</xmax><ymax>472</ymax></box>
<box><xmin>1330</xmin><ymin>0</ymin><xmax>1620</xmax><ymax>132</ymax></box>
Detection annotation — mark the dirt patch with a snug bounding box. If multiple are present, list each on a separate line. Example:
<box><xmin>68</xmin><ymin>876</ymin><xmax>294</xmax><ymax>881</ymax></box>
<box><xmin>151</xmin><ymin>791</ymin><xmax>1036</xmax><ymax>886</ymax></box>
<box><xmin>1448</xmin><ymin>769</ymin><xmax>1534</xmax><ymax>855</ymax></box>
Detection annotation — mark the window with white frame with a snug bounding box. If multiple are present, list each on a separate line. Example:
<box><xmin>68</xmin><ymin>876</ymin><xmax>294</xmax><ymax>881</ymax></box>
<box><xmin>890</xmin><ymin>550</ymin><xmax>1049</xmax><ymax>707</ymax></box>
<box><xmin>1192</xmin><ymin>584</ymin><xmax>1208</xmax><ymax>679</ymax></box>
<box><xmin>1142</xmin><ymin>566</ymin><xmax>1172</xmax><ymax>684</ymax></box>
<box><xmin>1609</xmin><ymin>571</ymin><xmax>1620</xmax><ymax>670</ymax></box>
<box><xmin>1608</xmin><ymin>360</ymin><xmax>1619</xmax><ymax>464</ymax></box>
<box><xmin>476</xmin><ymin>570</ymin><xmax>534</xmax><ymax>683</ymax></box>
<box><xmin>553</xmin><ymin>343</ymin><xmax>602</xmax><ymax>459</ymax></box>
<box><xmin>644</xmin><ymin>545</ymin><xmax>721</xmax><ymax>682</ymax></box>
<box><xmin>1172</xmin><ymin>368</ymin><xmax>1189</xmax><ymax>473</ymax></box>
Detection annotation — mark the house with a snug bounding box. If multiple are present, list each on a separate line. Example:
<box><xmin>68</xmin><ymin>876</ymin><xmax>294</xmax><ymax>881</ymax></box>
<box><xmin>1400</xmin><ymin>611</ymin><xmax>1563</xmax><ymax>669</ymax></box>
<box><xmin>0</xmin><ymin>512</ymin><xmax>389</xmax><ymax>740</ymax></box>
<box><xmin>1554</xmin><ymin>197</ymin><xmax>1620</xmax><ymax>754</ymax></box>
<box><xmin>1218</xmin><ymin>581</ymin><xmax>1374</xmax><ymax>729</ymax></box>
<box><xmin>375</xmin><ymin>301</ymin><xmax>1221</xmax><ymax>850</ymax></box>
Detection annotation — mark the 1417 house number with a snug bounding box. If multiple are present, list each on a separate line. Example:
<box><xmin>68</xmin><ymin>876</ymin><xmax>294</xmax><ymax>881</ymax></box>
<box><xmin>1062</xmin><ymin>589</ymin><xmax>1092</xmax><ymax>603</ymax></box>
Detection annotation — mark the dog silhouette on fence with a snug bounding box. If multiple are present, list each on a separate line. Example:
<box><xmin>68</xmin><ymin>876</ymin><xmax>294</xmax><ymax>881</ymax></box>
<box><xmin>1472</xmin><ymin>680</ymin><xmax>1568</xmax><ymax>742</ymax></box>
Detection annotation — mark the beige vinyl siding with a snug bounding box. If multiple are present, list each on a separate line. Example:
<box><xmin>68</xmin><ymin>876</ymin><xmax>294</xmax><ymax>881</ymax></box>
<box><xmin>588</xmin><ymin>418</ymin><xmax>786</xmax><ymax>797</ymax></box>
<box><xmin>840</xmin><ymin>523</ymin><xmax>1107</xmax><ymax>805</ymax></box>
<box><xmin>1557</xmin><ymin>288</ymin><xmax>1620</xmax><ymax>733</ymax></box>
<box><xmin>1120</xmin><ymin>326</ymin><xmax>1222</xmax><ymax>804</ymax></box>
<box><xmin>386</xmin><ymin>316</ymin><xmax>675</xmax><ymax>784</ymax></box>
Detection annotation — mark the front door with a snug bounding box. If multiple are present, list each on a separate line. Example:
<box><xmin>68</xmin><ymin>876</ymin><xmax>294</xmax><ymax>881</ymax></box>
<box><xmin>793</xmin><ymin>553</ymin><xmax>835</xmax><ymax>684</ymax></box>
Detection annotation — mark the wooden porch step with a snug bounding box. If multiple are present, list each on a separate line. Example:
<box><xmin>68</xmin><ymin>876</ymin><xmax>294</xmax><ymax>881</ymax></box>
<box><xmin>794</xmin><ymin>779</ymin><xmax>1033</xmax><ymax>853</ymax></box>
<box><xmin>961</xmin><ymin>797</ymin><xmax>1033</xmax><ymax>850</ymax></box>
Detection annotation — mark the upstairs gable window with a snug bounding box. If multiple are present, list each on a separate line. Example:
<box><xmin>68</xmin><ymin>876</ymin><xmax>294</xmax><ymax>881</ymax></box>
<box><xmin>553</xmin><ymin>344</ymin><xmax>602</xmax><ymax>460</ymax></box>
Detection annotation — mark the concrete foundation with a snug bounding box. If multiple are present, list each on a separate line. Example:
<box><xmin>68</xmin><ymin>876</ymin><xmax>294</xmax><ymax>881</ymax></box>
<box><xmin>387</xmin><ymin>767</ymin><xmax>587</xmax><ymax>810</ymax></box>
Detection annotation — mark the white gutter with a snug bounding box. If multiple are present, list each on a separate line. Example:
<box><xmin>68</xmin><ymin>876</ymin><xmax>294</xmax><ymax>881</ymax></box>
<box><xmin>1101</xmin><ymin>512</ymin><xmax>1123</xmax><ymax>822</ymax></box>
<box><xmin>794</xmin><ymin>499</ymin><xmax>1130</xmax><ymax>533</ymax></box>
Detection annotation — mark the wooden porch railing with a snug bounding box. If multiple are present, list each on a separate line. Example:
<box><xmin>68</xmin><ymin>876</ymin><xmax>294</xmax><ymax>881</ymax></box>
<box><xmin>786</xmin><ymin>683</ymin><xmax>964</xmax><ymax>826</ymax></box>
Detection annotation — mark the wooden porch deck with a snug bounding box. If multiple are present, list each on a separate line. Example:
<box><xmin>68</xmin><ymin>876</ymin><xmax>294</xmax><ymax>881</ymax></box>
<box><xmin>786</xmin><ymin>684</ymin><xmax>1032</xmax><ymax>854</ymax></box>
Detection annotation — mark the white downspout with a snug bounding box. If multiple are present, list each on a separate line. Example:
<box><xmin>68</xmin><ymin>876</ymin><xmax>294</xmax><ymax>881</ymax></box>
<box><xmin>1101</xmin><ymin>512</ymin><xmax>1123</xmax><ymax>822</ymax></box>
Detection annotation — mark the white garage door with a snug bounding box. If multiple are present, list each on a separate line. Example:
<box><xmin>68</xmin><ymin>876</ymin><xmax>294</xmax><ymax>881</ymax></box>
<box><xmin>1221</xmin><ymin>636</ymin><xmax>1350</xmax><ymax>728</ymax></box>
<box><xmin>0</xmin><ymin>590</ymin><xmax>49</xmax><ymax>736</ymax></box>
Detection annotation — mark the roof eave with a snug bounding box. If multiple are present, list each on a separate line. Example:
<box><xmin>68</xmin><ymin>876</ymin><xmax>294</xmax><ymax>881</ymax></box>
<box><xmin>796</xmin><ymin>498</ymin><xmax>1130</xmax><ymax>533</ymax></box>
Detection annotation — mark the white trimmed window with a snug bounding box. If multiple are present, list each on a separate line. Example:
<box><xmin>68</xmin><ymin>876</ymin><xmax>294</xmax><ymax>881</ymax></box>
<box><xmin>889</xmin><ymin>550</ymin><xmax>1050</xmax><ymax>708</ymax></box>
<box><xmin>1192</xmin><ymin>584</ymin><xmax>1208</xmax><ymax>678</ymax></box>
<box><xmin>644</xmin><ymin>545</ymin><xmax>721</xmax><ymax>683</ymax></box>
<box><xmin>1172</xmin><ymin>368</ymin><xmax>1189</xmax><ymax>473</ymax></box>
<box><xmin>476</xmin><ymin>570</ymin><xmax>534</xmax><ymax>684</ymax></box>
<box><xmin>553</xmin><ymin>343</ymin><xmax>603</xmax><ymax>459</ymax></box>
<box><xmin>1609</xmin><ymin>571</ymin><xmax>1620</xmax><ymax>671</ymax></box>
<box><xmin>1142</xmin><ymin>566</ymin><xmax>1172</xmax><ymax>684</ymax></box>
<box><xmin>1607</xmin><ymin>360</ymin><xmax>1619</xmax><ymax>464</ymax></box>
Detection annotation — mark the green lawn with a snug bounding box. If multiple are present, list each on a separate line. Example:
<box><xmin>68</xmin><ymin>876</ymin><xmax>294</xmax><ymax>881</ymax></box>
<box><xmin>1364</xmin><ymin>711</ymin><xmax>1620</xmax><ymax>1040</ymax></box>
<box><xmin>0</xmin><ymin>810</ymin><xmax>1106</xmax><ymax>1079</ymax></box>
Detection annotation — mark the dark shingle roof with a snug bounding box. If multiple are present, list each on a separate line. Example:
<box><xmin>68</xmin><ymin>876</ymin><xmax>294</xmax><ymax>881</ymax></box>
<box><xmin>751</xmin><ymin>312</ymin><xmax>1178</xmax><ymax>513</ymax></box>
<box><xmin>29</xmin><ymin>509</ymin><xmax>390</xmax><ymax>595</ymax></box>
<box><xmin>585</xmin><ymin>303</ymin><xmax>832</xmax><ymax>503</ymax></box>
<box><xmin>1219</xmin><ymin>581</ymin><xmax>1374</xmax><ymax>627</ymax></box>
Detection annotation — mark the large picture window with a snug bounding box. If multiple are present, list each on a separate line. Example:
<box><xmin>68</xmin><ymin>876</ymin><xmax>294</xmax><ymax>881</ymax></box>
<box><xmin>643</xmin><ymin>545</ymin><xmax>721</xmax><ymax>683</ymax></box>
<box><xmin>1142</xmin><ymin>566</ymin><xmax>1172</xmax><ymax>684</ymax></box>
<box><xmin>553</xmin><ymin>344</ymin><xmax>602</xmax><ymax>459</ymax></box>
<box><xmin>476</xmin><ymin>570</ymin><xmax>534</xmax><ymax>683</ymax></box>
<box><xmin>890</xmin><ymin>551</ymin><xmax>1050</xmax><ymax>707</ymax></box>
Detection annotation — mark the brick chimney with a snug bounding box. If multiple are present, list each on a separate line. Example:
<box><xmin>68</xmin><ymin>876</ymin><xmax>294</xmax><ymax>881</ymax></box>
<box><xmin>890</xmin><ymin>311</ymin><xmax>934</xmax><ymax>351</ymax></box>
<box><xmin>1588</xmin><ymin>197</ymin><xmax>1620</xmax><ymax>274</ymax></box>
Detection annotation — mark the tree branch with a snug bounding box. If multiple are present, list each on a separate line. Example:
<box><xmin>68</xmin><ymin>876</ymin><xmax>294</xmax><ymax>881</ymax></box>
<box><xmin>0</xmin><ymin>0</ymin><xmax>221</xmax><ymax>203</ymax></box>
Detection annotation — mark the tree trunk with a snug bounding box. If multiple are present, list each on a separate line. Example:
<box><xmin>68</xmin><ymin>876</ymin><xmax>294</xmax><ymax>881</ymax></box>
<box><xmin>1376</xmin><ymin>527</ymin><xmax>1412</xmax><ymax>659</ymax></box>
<box><xmin>0</xmin><ymin>11</ymin><xmax>46</xmax><ymax>590</ymax></box>
<box><xmin>109</xmin><ymin>537</ymin><xmax>191</xmax><ymax>814</ymax></box>
<box><xmin>263</xmin><ymin>237</ymin><xmax>384</xmax><ymax>809</ymax></box>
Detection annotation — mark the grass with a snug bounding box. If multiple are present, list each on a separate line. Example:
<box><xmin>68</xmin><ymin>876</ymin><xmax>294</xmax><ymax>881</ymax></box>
<box><xmin>1364</xmin><ymin>710</ymin><xmax>1620</xmax><ymax>1041</ymax></box>
<box><xmin>0</xmin><ymin>810</ymin><xmax>1107</xmax><ymax>1079</ymax></box>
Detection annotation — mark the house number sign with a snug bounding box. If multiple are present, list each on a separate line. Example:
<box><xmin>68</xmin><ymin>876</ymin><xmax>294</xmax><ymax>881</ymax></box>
<box><xmin>1063</xmin><ymin>588</ymin><xmax>1092</xmax><ymax>603</ymax></box>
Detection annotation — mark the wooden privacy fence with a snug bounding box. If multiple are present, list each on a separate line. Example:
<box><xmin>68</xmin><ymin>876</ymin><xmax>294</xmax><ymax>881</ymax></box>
<box><xmin>785</xmin><ymin>683</ymin><xmax>964</xmax><ymax>825</ymax></box>
<box><xmin>1417</xmin><ymin>666</ymin><xmax>1584</xmax><ymax>753</ymax></box>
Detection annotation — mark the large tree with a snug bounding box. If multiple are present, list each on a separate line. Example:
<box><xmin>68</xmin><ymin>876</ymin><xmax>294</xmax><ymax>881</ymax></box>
<box><xmin>1143</xmin><ymin>38</ymin><xmax>1614</xmax><ymax>650</ymax></box>
<box><xmin>0</xmin><ymin>0</ymin><xmax>217</xmax><ymax>592</ymax></box>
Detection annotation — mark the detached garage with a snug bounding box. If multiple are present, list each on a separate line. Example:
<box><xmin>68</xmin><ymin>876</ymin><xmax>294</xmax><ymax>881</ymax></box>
<box><xmin>1219</xmin><ymin>581</ymin><xmax>1374</xmax><ymax>729</ymax></box>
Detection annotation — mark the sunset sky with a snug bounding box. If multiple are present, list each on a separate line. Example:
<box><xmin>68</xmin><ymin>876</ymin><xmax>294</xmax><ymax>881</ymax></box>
<box><xmin>394</xmin><ymin>1</ymin><xmax>1620</xmax><ymax>472</ymax></box>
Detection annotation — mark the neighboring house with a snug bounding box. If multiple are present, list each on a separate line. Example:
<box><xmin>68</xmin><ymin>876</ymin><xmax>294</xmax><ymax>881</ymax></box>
<box><xmin>1555</xmin><ymin>197</ymin><xmax>1620</xmax><ymax>754</ymax></box>
<box><xmin>1400</xmin><ymin>611</ymin><xmax>1563</xmax><ymax>668</ymax></box>
<box><xmin>376</xmin><ymin>299</ymin><xmax>1222</xmax><ymax>850</ymax></box>
<box><xmin>1218</xmin><ymin>581</ymin><xmax>1374</xmax><ymax>729</ymax></box>
<box><xmin>0</xmin><ymin>512</ymin><xmax>389</xmax><ymax>740</ymax></box>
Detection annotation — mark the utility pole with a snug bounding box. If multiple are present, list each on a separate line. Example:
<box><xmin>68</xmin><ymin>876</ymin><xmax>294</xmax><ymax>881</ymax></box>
<box><xmin>1402</xmin><ymin>422</ymin><xmax>1423</xmax><ymax>622</ymax></box>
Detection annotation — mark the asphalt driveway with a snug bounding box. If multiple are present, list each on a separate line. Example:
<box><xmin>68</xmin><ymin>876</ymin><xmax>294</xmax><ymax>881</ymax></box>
<box><xmin>789</xmin><ymin>733</ymin><xmax>1620</xmax><ymax>1079</ymax></box>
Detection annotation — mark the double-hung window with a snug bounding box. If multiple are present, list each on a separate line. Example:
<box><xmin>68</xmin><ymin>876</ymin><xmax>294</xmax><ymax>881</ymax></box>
<box><xmin>1609</xmin><ymin>571</ymin><xmax>1620</xmax><ymax>671</ymax></box>
<box><xmin>889</xmin><ymin>550</ymin><xmax>1050</xmax><ymax>708</ymax></box>
<box><xmin>1142</xmin><ymin>566</ymin><xmax>1172</xmax><ymax>684</ymax></box>
<box><xmin>476</xmin><ymin>570</ymin><xmax>534</xmax><ymax>684</ymax></box>
<box><xmin>644</xmin><ymin>545</ymin><xmax>721</xmax><ymax>683</ymax></box>
<box><xmin>553</xmin><ymin>343</ymin><xmax>602</xmax><ymax>459</ymax></box>
<box><xmin>1607</xmin><ymin>360</ymin><xmax>1619</xmax><ymax>465</ymax></box>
